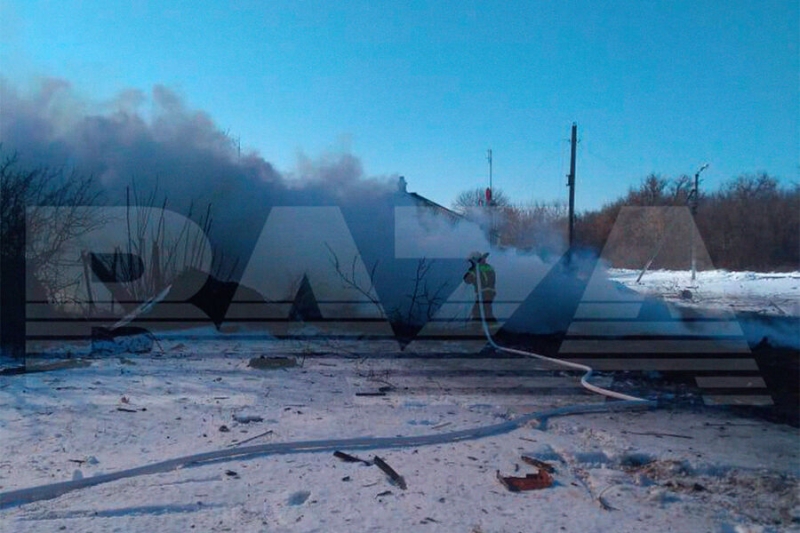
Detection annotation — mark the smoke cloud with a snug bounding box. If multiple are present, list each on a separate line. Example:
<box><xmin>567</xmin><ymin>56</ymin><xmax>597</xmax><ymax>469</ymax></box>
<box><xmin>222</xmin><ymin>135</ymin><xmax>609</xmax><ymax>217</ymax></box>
<box><xmin>0</xmin><ymin>78</ymin><xmax>399</xmax><ymax>274</ymax></box>
<box><xmin>0</xmin><ymin>77</ymin><xmax>575</xmax><ymax>341</ymax></box>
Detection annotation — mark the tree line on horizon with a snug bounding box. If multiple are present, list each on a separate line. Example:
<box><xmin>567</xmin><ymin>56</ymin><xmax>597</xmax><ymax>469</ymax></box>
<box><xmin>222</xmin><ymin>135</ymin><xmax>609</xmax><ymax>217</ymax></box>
<box><xmin>454</xmin><ymin>173</ymin><xmax>800</xmax><ymax>272</ymax></box>
<box><xmin>2</xmin><ymin>150</ymin><xmax>797</xmax><ymax>282</ymax></box>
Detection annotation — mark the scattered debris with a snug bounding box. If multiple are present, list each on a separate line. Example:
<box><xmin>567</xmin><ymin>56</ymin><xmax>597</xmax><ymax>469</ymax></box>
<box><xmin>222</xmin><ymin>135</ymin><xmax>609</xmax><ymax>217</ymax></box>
<box><xmin>355</xmin><ymin>391</ymin><xmax>386</xmax><ymax>397</ymax></box>
<box><xmin>116</xmin><ymin>407</ymin><xmax>139</xmax><ymax>413</ymax></box>
<box><xmin>218</xmin><ymin>425</ymin><xmax>230</xmax><ymax>433</ymax></box>
<box><xmin>496</xmin><ymin>469</ymin><xmax>553</xmax><ymax>492</ymax></box>
<box><xmin>622</xmin><ymin>430</ymin><xmax>693</xmax><ymax>439</ymax></box>
<box><xmin>232</xmin><ymin>413</ymin><xmax>264</xmax><ymax>424</ymax></box>
<box><xmin>228</xmin><ymin>429</ymin><xmax>273</xmax><ymax>448</ymax></box>
<box><xmin>520</xmin><ymin>456</ymin><xmax>556</xmax><ymax>473</ymax></box>
<box><xmin>597</xmin><ymin>486</ymin><xmax>619</xmax><ymax>511</ymax></box>
<box><xmin>248</xmin><ymin>356</ymin><xmax>297</xmax><ymax>370</ymax></box>
<box><xmin>92</xmin><ymin>328</ymin><xmax>154</xmax><ymax>355</ymax></box>
<box><xmin>376</xmin><ymin>490</ymin><xmax>393</xmax><ymax>498</ymax></box>
<box><xmin>769</xmin><ymin>301</ymin><xmax>788</xmax><ymax>316</ymax></box>
<box><xmin>333</xmin><ymin>451</ymin><xmax>372</xmax><ymax>466</ymax></box>
<box><xmin>432</xmin><ymin>421</ymin><xmax>452</xmax><ymax>430</ymax></box>
<box><xmin>224</xmin><ymin>470</ymin><xmax>239</xmax><ymax>478</ymax></box>
<box><xmin>373</xmin><ymin>456</ymin><xmax>407</xmax><ymax>490</ymax></box>
<box><xmin>110</xmin><ymin>285</ymin><xmax>172</xmax><ymax>330</ymax></box>
<box><xmin>2</xmin><ymin>358</ymin><xmax>93</xmax><ymax>375</ymax></box>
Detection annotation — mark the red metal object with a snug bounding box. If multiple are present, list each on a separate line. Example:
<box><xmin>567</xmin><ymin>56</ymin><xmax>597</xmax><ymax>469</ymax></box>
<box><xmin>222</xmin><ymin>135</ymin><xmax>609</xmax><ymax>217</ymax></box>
<box><xmin>496</xmin><ymin>469</ymin><xmax>553</xmax><ymax>491</ymax></box>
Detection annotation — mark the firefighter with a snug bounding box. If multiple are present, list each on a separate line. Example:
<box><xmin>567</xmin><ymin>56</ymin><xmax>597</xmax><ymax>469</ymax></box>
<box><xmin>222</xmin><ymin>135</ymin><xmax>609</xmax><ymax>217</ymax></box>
<box><xmin>463</xmin><ymin>251</ymin><xmax>496</xmax><ymax>322</ymax></box>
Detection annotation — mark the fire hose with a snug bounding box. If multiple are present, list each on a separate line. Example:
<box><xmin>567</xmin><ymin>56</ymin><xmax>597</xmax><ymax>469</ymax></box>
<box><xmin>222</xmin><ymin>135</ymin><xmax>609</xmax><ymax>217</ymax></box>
<box><xmin>473</xmin><ymin>259</ymin><xmax>649</xmax><ymax>403</ymax></box>
<box><xmin>0</xmin><ymin>259</ymin><xmax>654</xmax><ymax>509</ymax></box>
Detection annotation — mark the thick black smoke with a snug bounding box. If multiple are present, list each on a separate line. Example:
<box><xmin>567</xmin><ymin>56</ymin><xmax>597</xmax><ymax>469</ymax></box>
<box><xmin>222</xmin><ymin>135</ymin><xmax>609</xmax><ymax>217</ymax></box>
<box><xmin>0</xmin><ymin>78</ymin><xmax>398</xmax><ymax>275</ymax></box>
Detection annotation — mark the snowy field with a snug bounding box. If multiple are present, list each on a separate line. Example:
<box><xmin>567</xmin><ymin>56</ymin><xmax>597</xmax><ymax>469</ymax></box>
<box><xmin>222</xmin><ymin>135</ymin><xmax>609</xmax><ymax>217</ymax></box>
<box><xmin>1</xmin><ymin>336</ymin><xmax>798</xmax><ymax>533</ymax></box>
<box><xmin>1</xmin><ymin>269</ymin><xmax>798</xmax><ymax>532</ymax></box>
<box><xmin>608</xmin><ymin>269</ymin><xmax>800</xmax><ymax>318</ymax></box>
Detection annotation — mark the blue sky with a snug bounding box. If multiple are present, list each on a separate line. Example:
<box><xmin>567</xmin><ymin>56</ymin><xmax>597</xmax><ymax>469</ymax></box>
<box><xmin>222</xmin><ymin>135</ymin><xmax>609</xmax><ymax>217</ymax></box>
<box><xmin>1</xmin><ymin>0</ymin><xmax>798</xmax><ymax>211</ymax></box>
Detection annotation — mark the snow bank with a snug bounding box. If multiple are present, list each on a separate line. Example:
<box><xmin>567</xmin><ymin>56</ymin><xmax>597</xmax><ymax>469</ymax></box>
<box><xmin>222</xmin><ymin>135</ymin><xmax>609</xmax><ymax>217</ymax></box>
<box><xmin>608</xmin><ymin>269</ymin><xmax>800</xmax><ymax>318</ymax></box>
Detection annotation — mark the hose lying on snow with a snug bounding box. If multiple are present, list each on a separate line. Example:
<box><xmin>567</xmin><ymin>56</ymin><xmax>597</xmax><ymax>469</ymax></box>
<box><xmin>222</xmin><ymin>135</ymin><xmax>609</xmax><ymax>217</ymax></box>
<box><xmin>0</xmin><ymin>400</ymin><xmax>652</xmax><ymax>509</ymax></box>
<box><xmin>0</xmin><ymin>264</ymin><xmax>655</xmax><ymax>509</ymax></box>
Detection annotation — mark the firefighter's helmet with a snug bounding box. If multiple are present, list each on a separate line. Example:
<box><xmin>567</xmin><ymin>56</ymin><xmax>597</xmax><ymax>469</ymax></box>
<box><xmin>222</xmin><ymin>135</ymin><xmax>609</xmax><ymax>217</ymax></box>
<box><xmin>467</xmin><ymin>251</ymin><xmax>489</xmax><ymax>262</ymax></box>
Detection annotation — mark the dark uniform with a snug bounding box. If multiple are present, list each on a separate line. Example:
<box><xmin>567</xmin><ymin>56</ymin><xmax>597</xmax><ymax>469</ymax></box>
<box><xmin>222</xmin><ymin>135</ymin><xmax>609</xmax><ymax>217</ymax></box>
<box><xmin>463</xmin><ymin>253</ymin><xmax>496</xmax><ymax>322</ymax></box>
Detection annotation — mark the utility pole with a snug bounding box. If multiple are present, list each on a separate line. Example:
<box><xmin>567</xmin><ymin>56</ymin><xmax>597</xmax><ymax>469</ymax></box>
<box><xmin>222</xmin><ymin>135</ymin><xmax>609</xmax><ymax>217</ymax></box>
<box><xmin>690</xmin><ymin>163</ymin><xmax>709</xmax><ymax>282</ymax></box>
<box><xmin>567</xmin><ymin>123</ymin><xmax>577</xmax><ymax>249</ymax></box>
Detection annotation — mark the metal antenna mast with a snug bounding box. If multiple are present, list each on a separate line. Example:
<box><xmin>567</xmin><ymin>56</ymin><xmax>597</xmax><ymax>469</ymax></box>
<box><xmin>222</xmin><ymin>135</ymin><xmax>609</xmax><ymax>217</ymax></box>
<box><xmin>487</xmin><ymin>149</ymin><xmax>493</xmax><ymax>194</ymax></box>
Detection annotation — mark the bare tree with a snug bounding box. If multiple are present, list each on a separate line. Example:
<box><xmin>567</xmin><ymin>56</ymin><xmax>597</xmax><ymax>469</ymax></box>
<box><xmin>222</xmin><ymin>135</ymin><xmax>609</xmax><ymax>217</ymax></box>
<box><xmin>326</xmin><ymin>247</ymin><xmax>450</xmax><ymax>329</ymax></box>
<box><xmin>453</xmin><ymin>186</ymin><xmax>570</xmax><ymax>253</ymax></box>
<box><xmin>499</xmin><ymin>201</ymin><xmax>568</xmax><ymax>251</ymax></box>
<box><xmin>452</xmin><ymin>187</ymin><xmax>511</xmax><ymax>212</ymax></box>
<box><xmin>400</xmin><ymin>257</ymin><xmax>449</xmax><ymax>326</ymax></box>
<box><xmin>0</xmin><ymin>151</ymin><xmax>103</xmax><ymax>357</ymax></box>
<box><xmin>0</xmin><ymin>151</ymin><xmax>103</xmax><ymax>302</ymax></box>
<box><xmin>91</xmin><ymin>180</ymin><xmax>215</xmax><ymax>312</ymax></box>
<box><xmin>575</xmin><ymin>172</ymin><xmax>799</xmax><ymax>271</ymax></box>
<box><xmin>626</xmin><ymin>174</ymin><xmax>671</xmax><ymax>206</ymax></box>
<box><xmin>324</xmin><ymin>243</ymin><xmax>382</xmax><ymax>311</ymax></box>
<box><xmin>697</xmin><ymin>174</ymin><xmax>799</xmax><ymax>270</ymax></box>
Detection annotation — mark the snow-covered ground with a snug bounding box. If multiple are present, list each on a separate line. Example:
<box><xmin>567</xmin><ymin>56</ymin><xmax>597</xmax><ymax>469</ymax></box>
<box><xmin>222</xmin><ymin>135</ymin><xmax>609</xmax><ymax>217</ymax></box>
<box><xmin>1</xmin><ymin>336</ymin><xmax>798</xmax><ymax>532</ymax></box>
<box><xmin>608</xmin><ymin>269</ymin><xmax>800</xmax><ymax>318</ymax></box>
